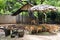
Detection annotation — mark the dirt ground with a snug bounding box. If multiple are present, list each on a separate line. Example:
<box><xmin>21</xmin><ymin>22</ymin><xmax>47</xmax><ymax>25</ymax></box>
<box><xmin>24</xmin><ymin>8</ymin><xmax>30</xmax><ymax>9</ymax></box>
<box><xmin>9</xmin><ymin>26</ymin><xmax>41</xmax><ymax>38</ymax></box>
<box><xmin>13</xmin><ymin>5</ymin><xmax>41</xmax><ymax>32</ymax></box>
<box><xmin>0</xmin><ymin>32</ymin><xmax>60</xmax><ymax>40</ymax></box>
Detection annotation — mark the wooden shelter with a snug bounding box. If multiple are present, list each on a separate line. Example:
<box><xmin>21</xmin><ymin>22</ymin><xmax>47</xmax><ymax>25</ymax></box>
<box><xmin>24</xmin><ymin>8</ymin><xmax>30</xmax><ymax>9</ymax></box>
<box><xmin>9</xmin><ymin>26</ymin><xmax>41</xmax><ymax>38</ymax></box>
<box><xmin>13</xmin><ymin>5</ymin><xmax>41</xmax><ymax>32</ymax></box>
<box><xmin>29</xmin><ymin>4</ymin><xmax>57</xmax><ymax>23</ymax></box>
<box><xmin>12</xmin><ymin>4</ymin><xmax>57</xmax><ymax>24</ymax></box>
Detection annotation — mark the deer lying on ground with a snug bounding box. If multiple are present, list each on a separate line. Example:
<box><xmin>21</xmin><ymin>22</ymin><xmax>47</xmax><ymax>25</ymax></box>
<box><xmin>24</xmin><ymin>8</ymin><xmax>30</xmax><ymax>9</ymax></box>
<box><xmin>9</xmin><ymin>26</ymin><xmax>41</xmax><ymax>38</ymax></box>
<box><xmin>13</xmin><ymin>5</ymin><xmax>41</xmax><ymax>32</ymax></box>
<box><xmin>25</xmin><ymin>25</ymin><xmax>37</xmax><ymax>34</ymax></box>
<box><xmin>41</xmin><ymin>24</ymin><xmax>59</xmax><ymax>34</ymax></box>
<box><xmin>36</xmin><ymin>26</ymin><xmax>42</xmax><ymax>33</ymax></box>
<box><xmin>25</xmin><ymin>24</ymin><xmax>59</xmax><ymax>34</ymax></box>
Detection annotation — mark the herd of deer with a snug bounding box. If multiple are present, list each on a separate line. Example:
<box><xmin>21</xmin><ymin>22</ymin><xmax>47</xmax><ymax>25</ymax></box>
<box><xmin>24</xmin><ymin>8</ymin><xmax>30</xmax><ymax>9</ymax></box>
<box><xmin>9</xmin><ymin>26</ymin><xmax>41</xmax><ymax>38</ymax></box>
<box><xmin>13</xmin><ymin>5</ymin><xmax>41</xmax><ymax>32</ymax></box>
<box><xmin>25</xmin><ymin>24</ymin><xmax>59</xmax><ymax>34</ymax></box>
<box><xmin>0</xmin><ymin>24</ymin><xmax>60</xmax><ymax>35</ymax></box>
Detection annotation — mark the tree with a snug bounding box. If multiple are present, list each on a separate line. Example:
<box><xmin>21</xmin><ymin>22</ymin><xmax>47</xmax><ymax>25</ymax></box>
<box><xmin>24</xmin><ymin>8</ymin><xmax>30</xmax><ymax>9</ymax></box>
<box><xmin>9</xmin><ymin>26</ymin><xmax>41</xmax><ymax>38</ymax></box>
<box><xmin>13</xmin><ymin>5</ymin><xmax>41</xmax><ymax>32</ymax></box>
<box><xmin>41</xmin><ymin>0</ymin><xmax>45</xmax><ymax>4</ymax></box>
<box><xmin>0</xmin><ymin>0</ymin><xmax>60</xmax><ymax>15</ymax></box>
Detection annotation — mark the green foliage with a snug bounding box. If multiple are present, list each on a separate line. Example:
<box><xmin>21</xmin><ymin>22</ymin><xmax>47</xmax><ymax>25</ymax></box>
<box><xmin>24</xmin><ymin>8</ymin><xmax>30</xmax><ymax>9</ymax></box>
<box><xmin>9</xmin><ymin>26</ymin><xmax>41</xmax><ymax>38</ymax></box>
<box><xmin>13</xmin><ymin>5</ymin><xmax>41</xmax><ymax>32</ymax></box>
<box><xmin>20</xmin><ymin>12</ymin><xmax>29</xmax><ymax>16</ymax></box>
<box><xmin>56</xmin><ymin>1</ymin><xmax>60</xmax><ymax>6</ymax></box>
<box><xmin>0</xmin><ymin>0</ymin><xmax>6</xmax><ymax>8</ymax></box>
<box><xmin>0</xmin><ymin>9</ymin><xmax>4</xmax><ymax>14</ymax></box>
<box><xmin>0</xmin><ymin>0</ymin><xmax>60</xmax><ymax>15</ymax></box>
<box><xmin>43</xmin><ymin>0</ymin><xmax>60</xmax><ymax>6</ymax></box>
<box><xmin>34</xmin><ymin>11</ymin><xmax>38</xmax><ymax>18</ymax></box>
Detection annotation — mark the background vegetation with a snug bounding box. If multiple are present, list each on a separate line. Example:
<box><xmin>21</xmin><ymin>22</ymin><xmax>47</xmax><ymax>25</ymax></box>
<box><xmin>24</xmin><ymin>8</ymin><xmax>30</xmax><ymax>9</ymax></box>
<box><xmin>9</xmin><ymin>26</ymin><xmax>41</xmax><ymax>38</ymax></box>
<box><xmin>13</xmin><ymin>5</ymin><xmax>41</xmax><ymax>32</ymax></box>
<box><xmin>0</xmin><ymin>0</ymin><xmax>60</xmax><ymax>23</ymax></box>
<box><xmin>0</xmin><ymin>0</ymin><xmax>60</xmax><ymax>14</ymax></box>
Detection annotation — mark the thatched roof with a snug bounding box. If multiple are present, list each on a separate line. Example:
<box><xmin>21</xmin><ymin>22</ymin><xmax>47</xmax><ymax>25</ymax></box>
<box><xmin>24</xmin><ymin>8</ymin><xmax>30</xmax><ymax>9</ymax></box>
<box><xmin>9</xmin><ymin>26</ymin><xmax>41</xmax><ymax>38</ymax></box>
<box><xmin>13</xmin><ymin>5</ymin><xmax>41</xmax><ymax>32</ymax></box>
<box><xmin>29</xmin><ymin>4</ymin><xmax>57</xmax><ymax>12</ymax></box>
<box><xmin>12</xmin><ymin>3</ymin><xmax>33</xmax><ymax>16</ymax></box>
<box><xmin>12</xmin><ymin>4</ymin><xmax>57</xmax><ymax>16</ymax></box>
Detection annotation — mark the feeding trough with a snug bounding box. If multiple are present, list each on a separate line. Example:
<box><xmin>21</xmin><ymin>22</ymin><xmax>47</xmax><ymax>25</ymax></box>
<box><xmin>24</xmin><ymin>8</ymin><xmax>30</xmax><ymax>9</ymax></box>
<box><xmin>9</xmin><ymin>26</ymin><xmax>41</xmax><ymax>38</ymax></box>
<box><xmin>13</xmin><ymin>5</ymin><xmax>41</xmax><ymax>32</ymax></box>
<box><xmin>29</xmin><ymin>4</ymin><xmax>57</xmax><ymax>23</ymax></box>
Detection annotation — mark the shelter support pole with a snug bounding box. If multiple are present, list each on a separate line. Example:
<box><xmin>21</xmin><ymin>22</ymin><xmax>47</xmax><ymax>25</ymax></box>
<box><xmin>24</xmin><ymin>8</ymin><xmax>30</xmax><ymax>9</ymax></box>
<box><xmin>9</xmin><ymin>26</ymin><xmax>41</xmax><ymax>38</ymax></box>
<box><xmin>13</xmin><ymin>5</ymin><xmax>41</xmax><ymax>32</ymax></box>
<box><xmin>37</xmin><ymin>14</ymin><xmax>39</xmax><ymax>25</ymax></box>
<box><xmin>42</xmin><ymin>16</ymin><xmax>44</xmax><ymax>24</ymax></box>
<box><xmin>43</xmin><ymin>13</ymin><xmax>47</xmax><ymax>23</ymax></box>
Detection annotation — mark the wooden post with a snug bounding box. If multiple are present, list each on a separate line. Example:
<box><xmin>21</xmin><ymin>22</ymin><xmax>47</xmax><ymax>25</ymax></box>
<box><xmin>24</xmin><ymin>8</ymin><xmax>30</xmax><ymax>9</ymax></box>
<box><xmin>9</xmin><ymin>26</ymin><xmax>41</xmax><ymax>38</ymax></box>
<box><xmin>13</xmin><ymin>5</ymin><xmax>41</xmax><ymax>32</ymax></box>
<box><xmin>22</xmin><ymin>12</ymin><xmax>23</xmax><ymax>24</ymax></box>
<box><xmin>16</xmin><ymin>14</ymin><xmax>20</xmax><ymax>24</ymax></box>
